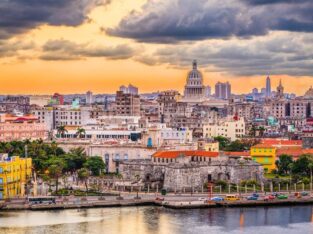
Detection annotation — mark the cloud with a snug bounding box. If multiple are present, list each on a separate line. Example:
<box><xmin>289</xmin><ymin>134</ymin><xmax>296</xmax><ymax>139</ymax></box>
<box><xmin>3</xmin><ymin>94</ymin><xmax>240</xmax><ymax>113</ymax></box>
<box><xmin>40</xmin><ymin>39</ymin><xmax>137</xmax><ymax>61</ymax></box>
<box><xmin>136</xmin><ymin>32</ymin><xmax>313</xmax><ymax>76</ymax></box>
<box><xmin>0</xmin><ymin>0</ymin><xmax>110</xmax><ymax>39</ymax></box>
<box><xmin>107</xmin><ymin>0</ymin><xmax>313</xmax><ymax>43</ymax></box>
<box><xmin>0</xmin><ymin>40</ymin><xmax>35</xmax><ymax>58</ymax></box>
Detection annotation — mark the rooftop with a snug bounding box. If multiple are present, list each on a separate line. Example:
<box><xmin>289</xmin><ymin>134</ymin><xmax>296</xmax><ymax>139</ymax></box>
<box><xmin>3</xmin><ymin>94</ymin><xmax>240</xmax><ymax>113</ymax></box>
<box><xmin>152</xmin><ymin>150</ymin><xmax>219</xmax><ymax>158</ymax></box>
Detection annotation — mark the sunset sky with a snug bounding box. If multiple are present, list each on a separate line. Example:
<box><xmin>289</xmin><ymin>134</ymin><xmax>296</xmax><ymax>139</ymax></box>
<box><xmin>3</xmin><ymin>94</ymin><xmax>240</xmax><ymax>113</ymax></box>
<box><xmin>1</xmin><ymin>0</ymin><xmax>313</xmax><ymax>95</ymax></box>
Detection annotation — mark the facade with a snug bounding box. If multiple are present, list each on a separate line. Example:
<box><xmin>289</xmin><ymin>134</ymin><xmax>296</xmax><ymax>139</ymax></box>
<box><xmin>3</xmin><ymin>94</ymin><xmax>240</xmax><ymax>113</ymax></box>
<box><xmin>119</xmin><ymin>84</ymin><xmax>139</xmax><ymax>95</ymax></box>
<box><xmin>51</xmin><ymin>93</ymin><xmax>64</xmax><ymax>105</ymax></box>
<box><xmin>86</xmin><ymin>91</ymin><xmax>94</xmax><ymax>105</ymax></box>
<box><xmin>115</xmin><ymin>91</ymin><xmax>140</xmax><ymax>116</ymax></box>
<box><xmin>157</xmin><ymin>90</ymin><xmax>180</xmax><ymax>124</ymax></box>
<box><xmin>250</xmin><ymin>144</ymin><xmax>276</xmax><ymax>172</ymax></box>
<box><xmin>31</xmin><ymin>106</ymin><xmax>94</xmax><ymax>130</ymax></box>
<box><xmin>203</xmin><ymin>117</ymin><xmax>245</xmax><ymax>141</ymax></box>
<box><xmin>266</xmin><ymin>76</ymin><xmax>271</xmax><ymax>98</ymax></box>
<box><xmin>183</xmin><ymin>60</ymin><xmax>205</xmax><ymax>100</ymax></box>
<box><xmin>0</xmin><ymin>155</ymin><xmax>32</xmax><ymax>200</ymax></box>
<box><xmin>120</xmin><ymin>151</ymin><xmax>264</xmax><ymax>191</ymax></box>
<box><xmin>215</xmin><ymin>82</ymin><xmax>231</xmax><ymax>99</ymax></box>
<box><xmin>0</xmin><ymin>114</ymin><xmax>48</xmax><ymax>141</ymax></box>
<box><xmin>0</xmin><ymin>96</ymin><xmax>30</xmax><ymax>114</ymax></box>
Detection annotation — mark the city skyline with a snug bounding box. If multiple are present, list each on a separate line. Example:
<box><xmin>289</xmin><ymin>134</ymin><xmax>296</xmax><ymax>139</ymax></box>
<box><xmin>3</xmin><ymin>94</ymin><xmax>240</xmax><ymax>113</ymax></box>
<box><xmin>0</xmin><ymin>0</ymin><xmax>313</xmax><ymax>95</ymax></box>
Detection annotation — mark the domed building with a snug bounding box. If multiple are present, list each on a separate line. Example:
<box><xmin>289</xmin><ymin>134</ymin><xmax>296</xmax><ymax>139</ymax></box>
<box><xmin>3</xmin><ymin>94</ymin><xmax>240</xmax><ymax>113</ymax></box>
<box><xmin>184</xmin><ymin>60</ymin><xmax>205</xmax><ymax>100</ymax></box>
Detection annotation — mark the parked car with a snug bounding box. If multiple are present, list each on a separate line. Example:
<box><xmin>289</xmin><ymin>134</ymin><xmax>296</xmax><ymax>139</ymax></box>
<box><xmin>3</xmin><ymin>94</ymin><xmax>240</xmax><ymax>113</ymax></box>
<box><xmin>263</xmin><ymin>195</ymin><xmax>275</xmax><ymax>201</ymax></box>
<box><xmin>225</xmin><ymin>195</ymin><xmax>240</xmax><ymax>201</ymax></box>
<box><xmin>247</xmin><ymin>196</ymin><xmax>258</xmax><ymax>200</ymax></box>
<box><xmin>198</xmin><ymin>197</ymin><xmax>207</xmax><ymax>201</ymax></box>
<box><xmin>252</xmin><ymin>193</ymin><xmax>259</xmax><ymax>198</ymax></box>
<box><xmin>155</xmin><ymin>197</ymin><xmax>164</xmax><ymax>201</ymax></box>
<box><xmin>301</xmin><ymin>191</ymin><xmax>309</xmax><ymax>196</ymax></box>
<box><xmin>277</xmin><ymin>194</ymin><xmax>288</xmax><ymax>199</ymax></box>
<box><xmin>211</xmin><ymin>197</ymin><xmax>224</xmax><ymax>202</ymax></box>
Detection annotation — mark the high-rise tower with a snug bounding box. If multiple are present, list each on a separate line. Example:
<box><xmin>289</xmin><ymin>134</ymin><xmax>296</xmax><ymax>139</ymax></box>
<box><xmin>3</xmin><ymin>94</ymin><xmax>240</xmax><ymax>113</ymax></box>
<box><xmin>266</xmin><ymin>76</ymin><xmax>271</xmax><ymax>97</ymax></box>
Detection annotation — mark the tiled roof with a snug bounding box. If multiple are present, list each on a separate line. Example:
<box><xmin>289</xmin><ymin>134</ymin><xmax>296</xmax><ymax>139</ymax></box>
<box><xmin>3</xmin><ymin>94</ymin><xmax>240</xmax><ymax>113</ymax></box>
<box><xmin>261</xmin><ymin>139</ymin><xmax>302</xmax><ymax>146</ymax></box>
<box><xmin>152</xmin><ymin>151</ymin><xmax>219</xmax><ymax>158</ymax></box>
<box><xmin>252</xmin><ymin>144</ymin><xmax>276</xmax><ymax>148</ymax></box>
<box><xmin>276</xmin><ymin>147</ymin><xmax>313</xmax><ymax>158</ymax></box>
<box><xmin>224</xmin><ymin>151</ymin><xmax>250</xmax><ymax>157</ymax></box>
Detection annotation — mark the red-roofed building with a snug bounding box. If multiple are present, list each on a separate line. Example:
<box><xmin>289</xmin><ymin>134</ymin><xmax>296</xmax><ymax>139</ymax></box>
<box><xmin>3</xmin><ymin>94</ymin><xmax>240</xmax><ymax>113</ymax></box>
<box><xmin>0</xmin><ymin>113</ymin><xmax>48</xmax><ymax>141</ymax></box>
<box><xmin>276</xmin><ymin>147</ymin><xmax>313</xmax><ymax>160</ymax></box>
<box><xmin>261</xmin><ymin>139</ymin><xmax>302</xmax><ymax>148</ymax></box>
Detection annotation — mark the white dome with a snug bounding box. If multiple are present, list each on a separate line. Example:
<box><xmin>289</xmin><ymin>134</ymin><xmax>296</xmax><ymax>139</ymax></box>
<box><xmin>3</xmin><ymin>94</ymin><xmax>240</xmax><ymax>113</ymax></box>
<box><xmin>186</xmin><ymin>60</ymin><xmax>203</xmax><ymax>86</ymax></box>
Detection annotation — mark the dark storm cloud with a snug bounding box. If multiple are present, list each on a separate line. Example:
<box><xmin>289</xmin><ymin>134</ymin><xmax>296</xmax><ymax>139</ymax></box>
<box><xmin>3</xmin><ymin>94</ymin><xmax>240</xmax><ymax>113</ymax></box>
<box><xmin>135</xmin><ymin>33</ymin><xmax>313</xmax><ymax>76</ymax></box>
<box><xmin>40</xmin><ymin>39</ymin><xmax>137</xmax><ymax>61</ymax></box>
<box><xmin>107</xmin><ymin>0</ymin><xmax>313</xmax><ymax>43</ymax></box>
<box><xmin>0</xmin><ymin>0</ymin><xmax>110</xmax><ymax>39</ymax></box>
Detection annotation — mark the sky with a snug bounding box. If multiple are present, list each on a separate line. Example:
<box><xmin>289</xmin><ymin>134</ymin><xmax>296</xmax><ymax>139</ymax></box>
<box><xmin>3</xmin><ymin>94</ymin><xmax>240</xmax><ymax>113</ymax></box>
<box><xmin>1</xmin><ymin>0</ymin><xmax>313</xmax><ymax>95</ymax></box>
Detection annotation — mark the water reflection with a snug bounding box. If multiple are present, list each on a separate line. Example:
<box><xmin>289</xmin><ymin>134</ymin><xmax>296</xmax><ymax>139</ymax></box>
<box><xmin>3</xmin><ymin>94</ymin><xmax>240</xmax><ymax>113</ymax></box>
<box><xmin>0</xmin><ymin>206</ymin><xmax>312</xmax><ymax>234</ymax></box>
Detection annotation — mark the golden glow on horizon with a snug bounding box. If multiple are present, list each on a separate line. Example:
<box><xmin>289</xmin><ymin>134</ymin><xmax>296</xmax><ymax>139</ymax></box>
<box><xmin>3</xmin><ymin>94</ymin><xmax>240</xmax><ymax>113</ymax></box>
<box><xmin>0</xmin><ymin>0</ymin><xmax>312</xmax><ymax>95</ymax></box>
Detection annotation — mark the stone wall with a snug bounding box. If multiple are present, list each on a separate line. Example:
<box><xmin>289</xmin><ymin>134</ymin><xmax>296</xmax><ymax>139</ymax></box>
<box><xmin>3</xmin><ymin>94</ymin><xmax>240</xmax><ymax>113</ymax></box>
<box><xmin>120</xmin><ymin>157</ymin><xmax>264</xmax><ymax>191</ymax></box>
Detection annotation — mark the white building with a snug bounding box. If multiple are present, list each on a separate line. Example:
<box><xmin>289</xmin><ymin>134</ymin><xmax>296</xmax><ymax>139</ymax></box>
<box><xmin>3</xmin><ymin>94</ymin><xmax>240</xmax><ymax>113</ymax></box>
<box><xmin>86</xmin><ymin>91</ymin><xmax>94</xmax><ymax>105</ymax></box>
<box><xmin>203</xmin><ymin>117</ymin><xmax>245</xmax><ymax>141</ymax></box>
<box><xmin>31</xmin><ymin>106</ymin><xmax>95</xmax><ymax>130</ymax></box>
<box><xmin>142</xmin><ymin>123</ymin><xmax>193</xmax><ymax>148</ymax></box>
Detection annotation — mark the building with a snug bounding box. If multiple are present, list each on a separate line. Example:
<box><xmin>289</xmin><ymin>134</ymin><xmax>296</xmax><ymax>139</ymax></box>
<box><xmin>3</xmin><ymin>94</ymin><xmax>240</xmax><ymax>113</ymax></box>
<box><xmin>215</xmin><ymin>82</ymin><xmax>231</xmax><ymax>99</ymax></box>
<box><xmin>0</xmin><ymin>155</ymin><xmax>32</xmax><ymax>200</ymax></box>
<box><xmin>203</xmin><ymin>116</ymin><xmax>245</xmax><ymax>141</ymax></box>
<box><xmin>266</xmin><ymin>76</ymin><xmax>271</xmax><ymax>98</ymax></box>
<box><xmin>250</xmin><ymin>144</ymin><xmax>276</xmax><ymax>172</ymax></box>
<box><xmin>183</xmin><ymin>60</ymin><xmax>205</xmax><ymax>100</ymax></box>
<box><xmin>0</xmin><ymin>96</ymin><xmax>30</xmax><ymax>114</ymax></box>
<box><xmin>86</xmin><ymin>91</ymin><xmax>94</xmax><ymax>105</ymax></box>
<box><xmin>51</xmin><ymin>93</ymin><xmax>64</xmax><ymax>105</ymax></box>
<box><xmin>197</xmin><ymin>139</ymin><xmax>219</xmax><ymax>152</ymax></box>
<box><xmin>205</xmin><ymin>86</ymin><xmax>211</xmax><ymax>97</ymax></box>
<box><xmin>115</xmin><ymin>91</ymin><xmax>140</xmax><ymax>116</ymax></box>
<box><xmin>119</xmin><ymin>84</ymin><xmax>139</xmax><ymax>95</ymax></box>
<box><xmin>120</xmin><ymin>151</ymin><xmax>264</xmax><ymax>191</ymax></box>
<box><xmin>157</xmin><ymin>90</ymin><xmax>180</xmax><ymax>124</ymax></box>
<box><xmin>0</xmin><ymin>114</ymin><xmax>48</xmax><ymax>141</ymax></box>
<box><xmin>31</xmin><ymin>106</ymin><xmax>94</xmax><ymax>130</ymax></box>
<box><xmin>276</xmin><ymin>79</ymin><xmax>284</xmax><ymax>99</ymax></box>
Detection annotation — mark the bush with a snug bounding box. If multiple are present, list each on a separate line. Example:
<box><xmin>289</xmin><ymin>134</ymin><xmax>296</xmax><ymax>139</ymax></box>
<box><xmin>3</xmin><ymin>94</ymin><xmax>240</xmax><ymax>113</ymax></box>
<box><xmin>215</xmin><ymin>180</ymin><xmax>227</xmax><ymax>189</ymax></box>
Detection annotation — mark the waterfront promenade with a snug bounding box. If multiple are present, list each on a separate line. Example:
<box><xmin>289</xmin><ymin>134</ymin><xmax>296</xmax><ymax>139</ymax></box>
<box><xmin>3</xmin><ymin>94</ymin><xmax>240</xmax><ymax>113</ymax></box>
<box><xmin>2</xmin><ymin>191</ymin><xmax>313</xmax><ymax>211</ymax></box>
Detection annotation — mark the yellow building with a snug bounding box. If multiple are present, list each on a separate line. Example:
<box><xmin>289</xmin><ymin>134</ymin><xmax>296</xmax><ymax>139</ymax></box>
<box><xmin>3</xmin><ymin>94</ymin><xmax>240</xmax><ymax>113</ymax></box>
<box><xmin>0</xmin><ymin>155</ymin><xmax>32</xmax><ymax>200</ymax></box>
<box><xmin>250</xmin><ymin>144</ymin><xmax>276</xmax><ymax>172</ymax></box>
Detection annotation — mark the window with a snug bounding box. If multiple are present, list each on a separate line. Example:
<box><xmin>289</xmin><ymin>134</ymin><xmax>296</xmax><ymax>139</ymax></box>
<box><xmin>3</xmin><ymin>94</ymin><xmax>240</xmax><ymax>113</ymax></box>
<box><xmin>0</xmin><ymin>178</ymin><xmax>3</xmax><ymax>184</ymax></box>
<box><xmin>0</xmin><ymin>167</ymin><xmax>2</xmax><ymax>173</ymax></box>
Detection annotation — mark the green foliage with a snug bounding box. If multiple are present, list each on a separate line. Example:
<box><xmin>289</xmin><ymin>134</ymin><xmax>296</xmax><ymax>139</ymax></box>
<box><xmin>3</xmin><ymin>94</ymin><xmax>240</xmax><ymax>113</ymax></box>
<box><xmin>275</xmin><ymin>154</ymin><xmax>293</xmax><ymax>175</ymax></box>
<box><xmin>291</xmin><ymin>154</ymin><xmax>313</xmax><ymax>177</ymax></box>
<box><xmin>213</xmin><ymin>136</ymin><xmax>230</xmax><ymax>150</ymax></box>
<box><xmin>215</xmin><ymin>180</ymin><xmax>227</xmax><ymax>189</ymax></box>
<box><xmin>84</xmin><ymin>156</ymin><xmax>106</xmax><ymax>176</ymax></box>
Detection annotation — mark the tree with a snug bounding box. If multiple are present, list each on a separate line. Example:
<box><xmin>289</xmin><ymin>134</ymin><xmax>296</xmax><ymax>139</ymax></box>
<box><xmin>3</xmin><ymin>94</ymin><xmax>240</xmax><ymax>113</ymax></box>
<box><xmin>77</xmin><ymin>168</ymin><xmax>90</xmax><ymax>192</ymax></box>
<box><xmin>249</xmin><ymin>125</ymin><xmax>257</xmax><ymax>137</ymax></box>
<box><xmin>258</xmin><ymin>126</ymin><xmax>266</xmax><ymax>137</ymax></box>
<box><xmin>224</xmin><ymin>140</ymin><xmax>246</xmax><ymax>152</ymax></box>
<box><xmin>214</xmin><ymin>136</ymin><xmax>230</xmax><ymax>150</ymax></box>
<box><xmin>291</xmin><ymin>154</ymin><xmax>313</xmax><ymax>177</ymax></box>
<box><xmin>46</xmin><ymin>157</ymin><xmax>66</xmax><ymax>193</ymax></box>
<box><xmin>76</xmin><ymin>127</ymin><xmax>86</xmax><ymax>138</ymax></box>
<box><xmin>56</xmin><ymin>125</ymin><xmax>67</xmax><ymax>137</ymax></box>
<box><xmin>84</xmin><ymin>156</ymin><xmax>105</xmax><ymax>176</ymax></box>
<box><xmin>275</xmin><ymin>154</ymin><xmax>293</xmax><ymax>175</ymax></box>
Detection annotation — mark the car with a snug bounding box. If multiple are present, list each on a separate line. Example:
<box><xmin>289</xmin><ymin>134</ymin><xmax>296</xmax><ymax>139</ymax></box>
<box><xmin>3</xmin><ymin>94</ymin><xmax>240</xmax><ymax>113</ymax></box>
<box><xmin>247</xmin><ymin>196</ymin><xmax>258</xmax><ymax>201</ymax></box>
<box><xmin>198</xmin><ymin>197</ymin><xmax>207</xmax><ymax>201</ymax></box>
<box><xmin>301</xmin><ymin>191</ymin><xmax>309</xmax><ymax>196</ymax></box>
<box><xmin>211</xmin><ymin>197</ymin><xmax>224</xmax><ymax>202</ymax></box>
<box><xmin>252</xmin><ymin>193</ymin><xmax>259</xmax><ymax>198</ymax></box>
<box><xmin>155</xmin><ymin>197</ymin><xmax>164</xmax><ymax>201</ymax></box>
<box><xmin>277</xmin><ymin>194</ymin><xmax>288</xmax><ymax>199</ymax></box>
<box><xmin>263</xmin><ymin>195</ymin><xmax>275</xmax><ymax>201</ymax></box>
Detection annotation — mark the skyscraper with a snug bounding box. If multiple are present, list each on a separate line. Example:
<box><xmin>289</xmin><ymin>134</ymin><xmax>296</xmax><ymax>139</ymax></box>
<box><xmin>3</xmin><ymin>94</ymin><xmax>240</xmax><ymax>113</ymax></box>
<box><xmin>215</xmin><ymin>82</ymin><xmax>231</xmax><ymax>99</ymax></box>
<box><xmin>266</xmin><ymin>76</ymin><xmax>271</xmax><ymax>97</ymax></box>
<box><xmin>86</xmin><ymin>91</ymin><xmax>93</xmax><ymax>105</ymax></box>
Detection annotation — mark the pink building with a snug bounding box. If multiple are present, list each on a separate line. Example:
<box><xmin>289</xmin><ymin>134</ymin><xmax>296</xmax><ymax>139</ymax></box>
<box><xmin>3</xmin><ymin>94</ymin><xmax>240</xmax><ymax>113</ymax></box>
<box><xmin>0</xmin><ymin>114</ymin><xmax>48</xmax><ymax>141</ymax></box>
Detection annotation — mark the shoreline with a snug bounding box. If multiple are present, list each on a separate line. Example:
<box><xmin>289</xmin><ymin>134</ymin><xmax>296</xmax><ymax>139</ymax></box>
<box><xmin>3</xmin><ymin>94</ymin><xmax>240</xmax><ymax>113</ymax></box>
<box><xmin>2</xmin><ymin>197</ymin><xmax>313</xmax><ymax>211</ymax></box>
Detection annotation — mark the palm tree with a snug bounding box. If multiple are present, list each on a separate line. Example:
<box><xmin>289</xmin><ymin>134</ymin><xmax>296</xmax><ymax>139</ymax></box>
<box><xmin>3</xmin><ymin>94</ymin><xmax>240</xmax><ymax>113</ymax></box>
<box><xmin>56</xmin><ymin>126</ymin><xmax>67</xmax><ymax>138</ymax></box>
<box><xmin>76</xmin><ymin>127</ymin><xmax>86</xmax><ymax>139</ymax></box>
<box><xmin>77</xmin><ymin>168</ymin><xmax>89</xmax><ymax>192</ymax></box>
